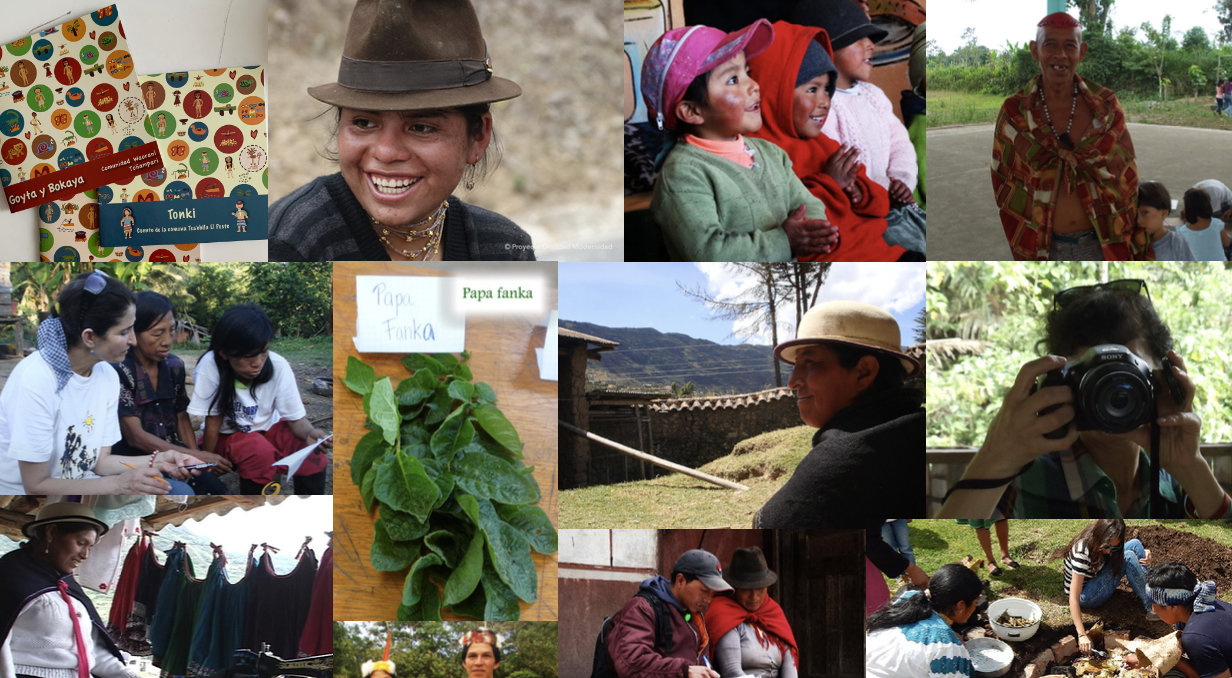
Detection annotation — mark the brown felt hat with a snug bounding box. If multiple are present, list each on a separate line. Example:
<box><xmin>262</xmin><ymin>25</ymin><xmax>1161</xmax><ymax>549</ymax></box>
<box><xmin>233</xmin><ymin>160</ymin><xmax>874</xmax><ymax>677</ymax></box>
<box><xmin>308</xmin><ymin>0</ymin><xmax>523</xmax><ymax>111</ymax></box>
<box><xmin>724</xmin><ymin>546</ymin><xmax>778</xmax><ymax>589</ymax></box>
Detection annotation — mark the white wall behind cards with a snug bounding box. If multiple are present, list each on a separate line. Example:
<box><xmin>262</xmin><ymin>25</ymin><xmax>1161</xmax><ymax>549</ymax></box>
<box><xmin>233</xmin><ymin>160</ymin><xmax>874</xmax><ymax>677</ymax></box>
<box><xmin>0</xmin><ymin>0</ymin><xmax>269</xmax><ymax>262</ymax></box>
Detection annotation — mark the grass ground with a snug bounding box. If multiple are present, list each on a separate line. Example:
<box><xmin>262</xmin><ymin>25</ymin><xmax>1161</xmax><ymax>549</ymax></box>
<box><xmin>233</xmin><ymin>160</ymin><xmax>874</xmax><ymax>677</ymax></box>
<box><xmin>171</xmin><ymin>335</ymin><xmax>332</xmax><ymax>370</ymax></box>
<box><xmin>930</xmin><ymin>91</ymin><xmax>1004</xmax><ymax>127</ymax></box>
<box><xmin>931</xmin><ymin>90</ymin><xmax>1232</xmax><ymax>130</ymax></box>
<box><xmin>892</xmin><ymin>520</ymin><xmax>1232</xmax><ymax>630</ymax></box>
<box><xmin>558</xmin><ymin>425</ymin><xmax>816</xmax><ymax>528</ymax></box>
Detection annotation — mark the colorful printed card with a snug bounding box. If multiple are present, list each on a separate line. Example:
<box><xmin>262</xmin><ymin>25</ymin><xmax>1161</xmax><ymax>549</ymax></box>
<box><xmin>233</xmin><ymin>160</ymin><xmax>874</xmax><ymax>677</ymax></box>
<box><xmin>98</xmin><ymin>67</ymin><xmax>267</xmax><ymax>247</ymax></box>
<box><xmin>0</xmin><ymin>5</ymin><xmax>165</xmax><ymax>213</ymax></box>
<box><xmin>39</xmin><ymin>186</ymin><xmax>201</xmax><ymax>262</ymax></box>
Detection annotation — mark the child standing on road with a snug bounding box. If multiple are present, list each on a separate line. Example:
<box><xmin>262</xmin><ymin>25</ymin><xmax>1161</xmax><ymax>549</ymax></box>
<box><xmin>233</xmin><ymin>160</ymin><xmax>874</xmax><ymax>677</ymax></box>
<box><xmin>792</xmin><ymin>0</ymin><xmax>918</xmax><ymax>205</ymax></box>
<box><xmin>642</xmin><ymin>20</ymin><xmax>838</xmax><ymax>261</ymax></box>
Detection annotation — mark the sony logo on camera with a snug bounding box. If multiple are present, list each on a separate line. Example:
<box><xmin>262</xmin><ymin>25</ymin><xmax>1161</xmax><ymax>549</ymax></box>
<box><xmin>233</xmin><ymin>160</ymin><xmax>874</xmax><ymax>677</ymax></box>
<box><xmin>1095</xmin><ymin>353</ymin><xmax>1127</xmax><ymax>362</ymax></box>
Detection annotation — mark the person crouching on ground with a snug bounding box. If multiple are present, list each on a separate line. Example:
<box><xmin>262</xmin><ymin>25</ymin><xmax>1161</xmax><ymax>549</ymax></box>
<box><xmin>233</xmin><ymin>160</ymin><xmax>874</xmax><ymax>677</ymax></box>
<box><xmin>1125</xmin><ymin>563</ymin><xmax>1232</xmax><ymax>678</ymax></box>
<box><xmin>865</xmin><ymin>564</ymin><xmax>983</xmax><ymax>677</ymax></box>
<box><xmin>606</xmin><ymin>549</ymin><xmax>730</xmax><ymax>678</ymax></box>
<box><xmin>641</xmin><ymin>20</ymin><xmax>838</xmax><ymax>262</ymax></box>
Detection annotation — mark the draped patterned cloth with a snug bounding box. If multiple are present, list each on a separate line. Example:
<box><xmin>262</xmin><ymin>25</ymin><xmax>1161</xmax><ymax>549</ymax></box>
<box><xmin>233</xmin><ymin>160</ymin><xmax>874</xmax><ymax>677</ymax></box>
<box><xmin>991</xmin><ymin>74</ymin><xmax>1153</xmax><ymax>261</ymax></box>
<box><xmin>706</xmin><ymin>594</ymin><xmax>799</xmax><ymax>668</ymax></box>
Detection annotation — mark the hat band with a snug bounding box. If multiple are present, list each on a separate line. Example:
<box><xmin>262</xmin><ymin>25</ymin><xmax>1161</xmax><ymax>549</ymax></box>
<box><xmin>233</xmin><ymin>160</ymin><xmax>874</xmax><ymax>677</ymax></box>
<box><xmin>338</xmin><ymin>54</ymin><xmax>493</xmax><ymax>92</ymax></box>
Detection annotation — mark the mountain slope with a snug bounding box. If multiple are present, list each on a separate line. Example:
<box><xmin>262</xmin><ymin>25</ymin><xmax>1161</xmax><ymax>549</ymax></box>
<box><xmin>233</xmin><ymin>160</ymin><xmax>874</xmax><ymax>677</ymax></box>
<box><xmin>562</xmin><ymin>320</ymin><xmax>781</xmax><ymax>393</ymax></box>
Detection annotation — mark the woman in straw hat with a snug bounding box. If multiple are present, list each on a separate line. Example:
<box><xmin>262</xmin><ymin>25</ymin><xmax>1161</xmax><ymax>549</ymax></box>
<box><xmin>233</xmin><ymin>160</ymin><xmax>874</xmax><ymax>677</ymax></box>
<box><xmin>269</xmin><ymin>0</ymin><xmax>534</xmax><ymax>261</ymax></box>
<box><xmin>0</xmin><ymin>502</ymin><xmax>139</xmax><ymax>678</ymax></box>
<box><xmin>705</xmin><ymin>546</ymin><xmax>799</xmax><ymax>678</ymax></box>
<box><xmin>753</xmin><ymin>300</ymin><xmax>925</xmax><ymax>528</ymax></box>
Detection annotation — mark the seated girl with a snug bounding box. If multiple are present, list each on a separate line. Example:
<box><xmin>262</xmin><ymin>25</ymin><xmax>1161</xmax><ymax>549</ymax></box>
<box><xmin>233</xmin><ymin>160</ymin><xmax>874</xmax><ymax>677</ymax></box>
<box><xmin>188</xmin><ymin>304</ymin><xmax>331</xmax><ymax>494</ymax></box>
<box><xmin>641</xmin><ymin>20</ymin><xmax>838</xmax><ymax>262</ymax></box>
<box><xmin>110</xmin><ymin>291</ymin><xmax>229</xmax><ymax>494</ymax></box>
<box><xmin>0</xmin><ymin>271</ymin><xmax>202</xmax><ymax>495</ymax></box>
<box><xmin>748</xmin><ymin>21</ymin><xmax>919</xmax><ymax>261</ymax></box>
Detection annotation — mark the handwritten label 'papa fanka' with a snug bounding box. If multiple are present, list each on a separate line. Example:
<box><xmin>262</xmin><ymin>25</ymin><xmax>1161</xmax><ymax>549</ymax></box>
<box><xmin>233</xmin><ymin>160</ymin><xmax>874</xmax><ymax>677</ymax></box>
<box><xmin>352</xmin><ymin>275</ymin><xmax>465</xmax><ymax>353</ymax></box>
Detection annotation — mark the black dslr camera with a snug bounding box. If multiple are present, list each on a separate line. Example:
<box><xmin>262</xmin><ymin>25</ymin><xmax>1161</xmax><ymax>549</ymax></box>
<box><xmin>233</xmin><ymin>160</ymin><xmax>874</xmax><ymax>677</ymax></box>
<box><xmin>1035</xmin><ymin>344</ymin><xmax>1182</xmax><ymax>439</ymax></box>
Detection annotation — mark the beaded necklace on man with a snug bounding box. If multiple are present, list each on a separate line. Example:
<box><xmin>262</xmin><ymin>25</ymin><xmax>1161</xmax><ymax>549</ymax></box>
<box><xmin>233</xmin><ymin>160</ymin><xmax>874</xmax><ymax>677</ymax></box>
<box><xmin>1042</xmin><ymin>80</ymin><xmax>1079</xmax><ymax>151</ymax></box>
<box><xmin>371</xmin><ymin>200</ymin><xmax>448</xmax><ymax>260</ymax></box>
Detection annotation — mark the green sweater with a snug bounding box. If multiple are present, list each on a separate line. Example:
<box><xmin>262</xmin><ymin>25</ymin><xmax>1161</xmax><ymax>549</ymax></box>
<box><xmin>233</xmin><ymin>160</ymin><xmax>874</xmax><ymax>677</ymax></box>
<box><xmin>651</xmin><ymin>137</ymin><xmax>827</xmax><ymax>261</ymax></box>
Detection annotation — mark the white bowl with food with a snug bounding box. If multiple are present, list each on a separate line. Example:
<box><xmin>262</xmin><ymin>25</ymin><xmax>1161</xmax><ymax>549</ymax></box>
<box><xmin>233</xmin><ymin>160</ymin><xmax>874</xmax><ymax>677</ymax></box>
<box><xmin>987</xmin><ymin>597</ymin><xmax>1042</xmax><ymax>642</ymax></box>
<box><xmin>966</xmin><ymin>636</ymin><xmax>1014</xmax><ymax>677</ymax></box>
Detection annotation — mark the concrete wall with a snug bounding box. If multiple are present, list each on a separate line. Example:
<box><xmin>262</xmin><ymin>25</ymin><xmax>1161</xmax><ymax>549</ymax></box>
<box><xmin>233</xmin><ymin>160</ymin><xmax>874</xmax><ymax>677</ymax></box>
<box><xmin>559</xmin><ymin>529</ymin><xmax>659</xmax><ymax>678</ymax></box>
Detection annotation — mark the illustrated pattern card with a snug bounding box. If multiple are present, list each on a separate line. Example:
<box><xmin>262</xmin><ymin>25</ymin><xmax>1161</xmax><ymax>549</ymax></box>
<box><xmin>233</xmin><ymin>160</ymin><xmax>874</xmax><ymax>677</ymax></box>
<box><xmin>98</xmin><ymin>67</ymin><xmax>267</xmax><ymax>247</ymax></box>
<box><xmin>0</xmin><ymin>5</ymin><xmax>164</xmax><ymax>215</ymax></box>
<box><xmin>39</xmin><ymin>187</ymin><xmax>201</xmax><ymax>262</ymax></box>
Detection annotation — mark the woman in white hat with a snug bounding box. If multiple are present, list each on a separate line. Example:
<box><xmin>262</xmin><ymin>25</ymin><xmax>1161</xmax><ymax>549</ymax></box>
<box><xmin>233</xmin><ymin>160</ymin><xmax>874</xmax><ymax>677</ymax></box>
<box><xmin>0</xmin><ymin>502</ymin><xmax>138</xmax><ymax>678</ymax></box>
<box><xmin>269</xmin><ymin>0</ymin><xmax>534</xmax><ymax>262</ymax></box>
<box><xmin>754</xmin><ymin>300</ymin><xmax>924</xmax><ymax>527</ymax></box>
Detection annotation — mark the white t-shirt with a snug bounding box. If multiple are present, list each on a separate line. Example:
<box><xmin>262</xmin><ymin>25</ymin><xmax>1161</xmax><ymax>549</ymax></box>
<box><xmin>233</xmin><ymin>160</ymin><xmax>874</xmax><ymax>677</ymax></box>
<box><xmin>0</xmin><ymin>351</ymin><xmax>122</xmax><ymax>494</ymax></box>
<box><xmin>187</xmin><ymin>350</ymin><xmax>305</xmax><ymax>435</ymax></box>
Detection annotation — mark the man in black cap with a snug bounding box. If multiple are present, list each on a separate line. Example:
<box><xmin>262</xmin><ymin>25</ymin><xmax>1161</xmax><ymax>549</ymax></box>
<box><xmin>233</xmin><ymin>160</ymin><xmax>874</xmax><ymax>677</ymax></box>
<box><xmin>605</xmin><ymin>549</ymin><xmax>730</xmax><ymax>678</ymax></box>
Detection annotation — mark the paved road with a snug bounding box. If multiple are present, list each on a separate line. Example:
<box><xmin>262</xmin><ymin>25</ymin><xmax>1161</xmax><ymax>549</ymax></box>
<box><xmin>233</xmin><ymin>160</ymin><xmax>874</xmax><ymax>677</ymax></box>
<box><xmin>929</xmin><ymin>122</ymin><xmax>1232</xmax><ymax>260</ymax></box>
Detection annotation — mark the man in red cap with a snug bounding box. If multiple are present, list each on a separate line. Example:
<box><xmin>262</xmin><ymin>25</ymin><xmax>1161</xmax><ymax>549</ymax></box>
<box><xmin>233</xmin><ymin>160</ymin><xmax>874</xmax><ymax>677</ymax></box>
<box><xmin>991</xmin><ymin>13</ymin><xmax>1151</xmax><ymax>261</ymax></box>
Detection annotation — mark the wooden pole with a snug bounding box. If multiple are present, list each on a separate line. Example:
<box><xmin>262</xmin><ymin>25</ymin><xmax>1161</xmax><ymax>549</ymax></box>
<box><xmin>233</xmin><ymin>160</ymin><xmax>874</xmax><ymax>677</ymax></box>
<box><xmin>559</xmin><ymin>420</ymin><xmax>750</xmax><ymax>491</ymax></box>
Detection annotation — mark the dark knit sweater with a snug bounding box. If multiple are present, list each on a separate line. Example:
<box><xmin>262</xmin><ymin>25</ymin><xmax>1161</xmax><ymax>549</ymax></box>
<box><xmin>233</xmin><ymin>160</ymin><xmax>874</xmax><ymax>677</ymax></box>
<box><xmin>268</xmin><ymin>173</ymin><xmax>534</xmax><ymax>261</ymax></box>
<box><xmin>753</xmin><ymin>388</ymin><xmax>926</xmax><ymax>528</ymax></box>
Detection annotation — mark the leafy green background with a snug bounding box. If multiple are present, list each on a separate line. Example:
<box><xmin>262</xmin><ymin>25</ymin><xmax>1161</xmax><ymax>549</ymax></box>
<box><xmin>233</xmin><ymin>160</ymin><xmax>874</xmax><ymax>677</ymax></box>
<box><xmin>927</xmin><ymin>262</ymin><xmax>1232</xmax><ymax>448</ymax></box>
<box><xmin>332</xmin><ymin>622</ymin><xmax>558</xmax><ymax>678</ymax></box>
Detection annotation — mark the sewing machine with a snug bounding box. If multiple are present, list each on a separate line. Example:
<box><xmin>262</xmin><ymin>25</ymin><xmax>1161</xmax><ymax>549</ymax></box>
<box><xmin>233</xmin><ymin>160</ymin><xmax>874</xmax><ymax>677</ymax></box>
<box><xmin>223</xmin><ymin>644</ymin><xmax>332</xmax><ymax>678</ymax></box>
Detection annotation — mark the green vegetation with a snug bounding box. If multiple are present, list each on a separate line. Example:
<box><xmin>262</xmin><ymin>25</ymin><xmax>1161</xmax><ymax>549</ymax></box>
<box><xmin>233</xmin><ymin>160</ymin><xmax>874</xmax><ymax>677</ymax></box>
<box><xmin>927</xmin><ymin>262</ymin><xmax>1232</xmax><ymax>448</ymax></box>
<box><xmin>333</xmin><ymin>622</ymin><xmax>557</xmax><ymax>678</ymax></box>
<box><xmin>559</xmin><ymin>425</ymin><xmax>814</xmax><ymax>528</ymax></box>
<box><xmin>930</xmin><ymin>91</ymin><xmax>1005</xmax><ymax>128</ymax></box>
<box><xmin>11</xmin><ymin>262</ymin><xmax>332</xmax><ymax>342</ymax></box>
<box><xmin>343</xmin><ymin>352</ymin><xmax>556</xmax><ymax>621</ymax></box>
<box><xmin>930</xmin><ymin>11</ymin><xmax>1232</xmax><ymax>128</ymax></box>
<box><xmin>891</xmin><ymin>520</ymin><xmax>1232</xmax><ymax>629</ymax></box>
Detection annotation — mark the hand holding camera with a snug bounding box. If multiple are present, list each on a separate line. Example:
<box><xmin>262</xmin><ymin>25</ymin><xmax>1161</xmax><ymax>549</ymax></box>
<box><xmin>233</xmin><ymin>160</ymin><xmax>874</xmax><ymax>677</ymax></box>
<box><xmin>978</xmin><ymin>355</ymin><xmax>1083</xmax><ymax>476</ymax></box>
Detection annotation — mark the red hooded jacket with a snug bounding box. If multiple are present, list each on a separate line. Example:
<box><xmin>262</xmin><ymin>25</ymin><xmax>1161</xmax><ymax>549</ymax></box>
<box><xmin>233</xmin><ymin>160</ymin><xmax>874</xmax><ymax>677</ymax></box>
<box><xmin>749</xmin><ymin>21</ymin><xmax>904</xmax><ymax>262</ymax></box>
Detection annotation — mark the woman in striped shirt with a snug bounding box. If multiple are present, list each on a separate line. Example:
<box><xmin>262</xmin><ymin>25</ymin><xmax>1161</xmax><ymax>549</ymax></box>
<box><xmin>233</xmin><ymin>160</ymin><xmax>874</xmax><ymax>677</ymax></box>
<box><xmin>1063</xmin><ymin>519</ymin><xmax>1153</xmax><ymax>653</ymax></box>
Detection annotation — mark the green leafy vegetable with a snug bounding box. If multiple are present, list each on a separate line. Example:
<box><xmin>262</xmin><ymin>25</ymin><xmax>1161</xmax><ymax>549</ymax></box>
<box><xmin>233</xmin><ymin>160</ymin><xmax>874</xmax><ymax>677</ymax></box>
<box><xmin>343</xmin><ymin>351</ymin><xmax>556</xmax><ymax>621</ymax></box>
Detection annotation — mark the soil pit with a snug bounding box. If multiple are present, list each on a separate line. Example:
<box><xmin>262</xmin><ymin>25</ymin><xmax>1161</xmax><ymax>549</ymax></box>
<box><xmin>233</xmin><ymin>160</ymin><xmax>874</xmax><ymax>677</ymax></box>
<box><xmin>956</xmin><ymin>524</ymin><xmax>1232</xmax><ymax>677</ymax></box>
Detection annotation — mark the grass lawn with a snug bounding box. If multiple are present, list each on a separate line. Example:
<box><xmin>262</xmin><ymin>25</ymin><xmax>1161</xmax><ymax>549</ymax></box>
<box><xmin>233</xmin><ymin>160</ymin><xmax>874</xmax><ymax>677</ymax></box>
<box><xmin>891</xmin><ymin>520</ymin><xmax>1232</xmax><ymax>630</ymax></box>
<box><xmin>559</xmin><ymin>425</ymin><xmax>816</xmax><ymax>528</ymax></box>
<box><xmin>930</xmin><ymin>90</ymin><xmax>1005</xmax><ymax>127</ymax></box>
<box><xmin>1122</xmin><ymin>96</ymin><xmax>1232</xmax><ymax>130</ymax></box>
<box><xmin>171</xmin><ymin>335</ymin><xmax>332</xmax><ymax>370</ymax></box>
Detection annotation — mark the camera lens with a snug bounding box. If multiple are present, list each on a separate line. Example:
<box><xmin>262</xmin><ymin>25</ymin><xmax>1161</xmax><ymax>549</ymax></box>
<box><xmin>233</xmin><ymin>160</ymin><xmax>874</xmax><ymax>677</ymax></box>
<box><xmin>1085</xmin><ymin>368</ymin><xmax>1151</xmax><ymax>433</ymax></box>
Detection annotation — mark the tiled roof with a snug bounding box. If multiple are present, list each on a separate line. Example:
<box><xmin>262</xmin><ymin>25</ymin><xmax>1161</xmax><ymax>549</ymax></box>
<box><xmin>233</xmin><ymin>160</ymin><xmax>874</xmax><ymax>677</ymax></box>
<box><xmin>650</xmin><ymin>387</ymin><xmax>795</xmax><ymax>413</ymax></box>
<box><xmin>560</xmin><ymin>327</ymin><xmax>620</xmax><ymax>347</ymax></box>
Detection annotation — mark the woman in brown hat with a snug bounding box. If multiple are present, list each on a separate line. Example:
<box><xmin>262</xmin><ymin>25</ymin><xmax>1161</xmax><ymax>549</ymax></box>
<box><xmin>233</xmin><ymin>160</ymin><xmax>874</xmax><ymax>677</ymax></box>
<box><xmin>0</xmin><ymin>503</ymin><xmax>139</xmax><ymax>678</ymax></box>
<box><xmin>269</xmin><ymin>0</ymin><xmax>534</xmax><ymax>261</ymax></box>
<box><xmin>705</xmin><ymin>547</ymin><xmax>799</xmax><ymax>678</ymax></box>
<box><xmin>753</xmin><ymin>300</ymin><xmax>925</xmax><ymax>528</ymax></box>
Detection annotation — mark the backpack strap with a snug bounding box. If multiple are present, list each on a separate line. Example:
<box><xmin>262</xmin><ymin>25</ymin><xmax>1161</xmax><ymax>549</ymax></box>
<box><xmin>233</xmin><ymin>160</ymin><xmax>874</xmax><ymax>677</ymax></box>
<box><xmin>635</xmin><ymin>590</ymin><xmax>674</xmax><ymax>655</ymax></box>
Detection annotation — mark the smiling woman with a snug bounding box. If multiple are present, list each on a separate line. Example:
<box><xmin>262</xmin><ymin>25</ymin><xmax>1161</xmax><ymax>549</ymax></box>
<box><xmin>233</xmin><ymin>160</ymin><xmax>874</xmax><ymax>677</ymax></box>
<box><xmin>0</xmin><ymin>503</ymin><xmax>139</xmax><ymax>678</ymax></box>
<box><xmin>753</xmin><ymin>300</ymin><xmax>926</xmax><ymax>528</ymax></box>
<box><xmin>268</xmin><ymin>0</ymin><xmax>534</xmax><ymax>261</ymax></box>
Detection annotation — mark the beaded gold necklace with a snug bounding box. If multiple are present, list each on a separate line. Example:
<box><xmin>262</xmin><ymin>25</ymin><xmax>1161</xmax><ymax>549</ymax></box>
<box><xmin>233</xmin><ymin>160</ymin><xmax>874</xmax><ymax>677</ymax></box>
<box><xmin>372</xmin><ymin>201</ymin><xmax>448</xmax><ymax>260</ymax></box>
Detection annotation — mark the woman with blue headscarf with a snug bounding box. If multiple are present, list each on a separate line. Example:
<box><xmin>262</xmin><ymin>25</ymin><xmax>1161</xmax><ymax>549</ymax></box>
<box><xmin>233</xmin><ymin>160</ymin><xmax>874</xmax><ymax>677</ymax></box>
<box><xmin>0</xmin><ymin>270</ymin><xmax>205</xmax><ymax>494</ymax></box>
<box><xmin>1125</xmin><ymin>563</ymin><xmax>1231</xmax><ymax>678</ymax></box>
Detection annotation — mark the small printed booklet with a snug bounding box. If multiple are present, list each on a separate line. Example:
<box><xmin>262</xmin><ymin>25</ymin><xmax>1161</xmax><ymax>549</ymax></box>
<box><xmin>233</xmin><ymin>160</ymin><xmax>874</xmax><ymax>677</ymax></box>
<box><xmin>98</xmin><ymin>67</ymin><xmax>267</xmax><ymax>247</ymax></box>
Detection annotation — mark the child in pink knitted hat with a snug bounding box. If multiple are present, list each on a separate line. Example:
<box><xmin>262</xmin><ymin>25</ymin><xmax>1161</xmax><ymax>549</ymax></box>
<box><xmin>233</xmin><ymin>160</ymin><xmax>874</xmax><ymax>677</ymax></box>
<box><xmin>641</xmin><ymin>19</ymin><xmax>838</xmax><ymax>262</ymax></box>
